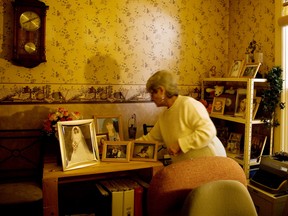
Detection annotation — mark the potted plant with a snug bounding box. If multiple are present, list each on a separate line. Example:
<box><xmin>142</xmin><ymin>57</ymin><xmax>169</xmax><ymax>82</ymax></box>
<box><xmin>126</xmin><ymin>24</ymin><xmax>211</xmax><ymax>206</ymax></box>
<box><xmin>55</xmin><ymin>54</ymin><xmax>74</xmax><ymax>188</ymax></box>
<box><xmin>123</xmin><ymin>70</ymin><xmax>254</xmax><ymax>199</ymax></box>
<box><xmin>261</xmin><ymin>66</ymin><xmax>285</xmax><ymax>127</ymax></box>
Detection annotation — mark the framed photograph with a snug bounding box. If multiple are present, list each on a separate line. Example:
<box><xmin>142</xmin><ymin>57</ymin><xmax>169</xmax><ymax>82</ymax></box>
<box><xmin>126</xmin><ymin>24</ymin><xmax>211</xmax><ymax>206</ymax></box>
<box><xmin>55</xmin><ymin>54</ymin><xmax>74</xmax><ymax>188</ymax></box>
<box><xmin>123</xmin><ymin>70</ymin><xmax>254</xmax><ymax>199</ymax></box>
<box><xmin>96</xmin><ymin>133</ymin><xmax>109</xmax><ymax>158</ymax></box>
<box><xmin>240</xmin><ymin>63</ymin><xmax>261</xmax><ymax>78</ymax></box>
<box><xmin>94</xmin><ymin>115</ymin><xmax>123</xmax><ymax>141</ymax></box>
<box><xmin>226</xmin><ymin>132</ymin><xmax>242</xmax><ymax>154</ymax></box>
<box><xmin>102</xmin><ymin>141</ymin><xmax>131</xmax><ymax>162</ymax></box>
<box><xmin>229</xmin><ymin>60</ymin><xmax>244</xmax><ymax>77</ymax></box>
<box><xmin>251</xmin><ymin>134</ymin><xmax>267</xmax><ymax>160</ymax></box>
<box><xmin>216</xmin><ymin>126</ymin><xmax>229</xmax><ymax>148</ymax></box>
<box><xmin>234</xmin><ymin>88</ymin><xmax>247</xmax><ymax>117</ymax></box>
<box><xmin>211</xmin><ymin>97</ymin><xmax>226</xmax><ymax>114</ymax></box>
<box><xmin>130</xmin><ymin>141</ymin><xmax>158</xmax><ymax>162</ymax></box>
<box><xmin>222</xmin><ymin>93</ymin><xmax>236</xmax><ymax>115</ymax></box>
<box><xmin>252</xmin><ymin>97</ymin><xmax>262</xmax><ymax>120</ymax></box>
<box><xmin>57</xmin><ymin>119</ymin><xmax>100</xmax><ymax>171</ymax></box>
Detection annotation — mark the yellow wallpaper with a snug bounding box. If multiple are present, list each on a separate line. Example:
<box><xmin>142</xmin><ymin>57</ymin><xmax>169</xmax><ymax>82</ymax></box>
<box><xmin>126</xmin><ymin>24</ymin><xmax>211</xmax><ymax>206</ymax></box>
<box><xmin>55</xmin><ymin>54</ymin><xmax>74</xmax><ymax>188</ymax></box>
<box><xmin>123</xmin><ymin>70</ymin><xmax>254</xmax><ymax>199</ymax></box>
<box><xmin>0</xmin><ymin>0</ymin><xmax>229</xmax><ymax>103</ymax></box>
<box><xmin>228</xmin><ymin>0</ymin><xmax>276</xmax><ymax>75</ymax></box>
<box><xmin>0</xmin><ymin>0</ymin><xmax>278</xmax><ymax>133</ymax></box>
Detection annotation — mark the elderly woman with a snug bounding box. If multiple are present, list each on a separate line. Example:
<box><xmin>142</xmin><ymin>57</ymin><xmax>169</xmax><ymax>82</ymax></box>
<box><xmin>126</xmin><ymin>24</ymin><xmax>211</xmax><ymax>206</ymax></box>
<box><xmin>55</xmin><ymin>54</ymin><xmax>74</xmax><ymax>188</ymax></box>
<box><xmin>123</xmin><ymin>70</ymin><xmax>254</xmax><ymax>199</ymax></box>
<box><xmin>137</xmin><ymin>70</ymin><xmax>226</xmax><ymax>163</ymax></box>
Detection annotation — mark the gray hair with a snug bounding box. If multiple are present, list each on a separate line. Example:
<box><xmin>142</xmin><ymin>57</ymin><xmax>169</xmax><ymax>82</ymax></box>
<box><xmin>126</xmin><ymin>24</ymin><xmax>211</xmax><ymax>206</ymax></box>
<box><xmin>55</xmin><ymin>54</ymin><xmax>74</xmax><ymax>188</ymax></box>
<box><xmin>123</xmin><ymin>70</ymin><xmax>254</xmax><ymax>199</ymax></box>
<box><xmin>146</xmin><ymin>70</ymin><xmax>179</xmax><ymax>98</ymax></box>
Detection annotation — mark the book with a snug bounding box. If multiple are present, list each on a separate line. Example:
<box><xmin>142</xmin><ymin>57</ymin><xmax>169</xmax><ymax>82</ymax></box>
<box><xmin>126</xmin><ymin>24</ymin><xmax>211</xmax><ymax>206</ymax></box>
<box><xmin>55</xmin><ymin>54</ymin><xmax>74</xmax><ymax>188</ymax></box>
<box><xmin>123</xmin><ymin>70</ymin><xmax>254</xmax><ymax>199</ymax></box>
<box><xmin>122</xmin><ymin>178</ymin><xmax>144</xmax><ymax>216</ymax></box>
<box><xmin>95</xmin><ymin>183</ymin><xmax>111</xmax><ymax>216</ymax></box>
<box><xmin>100</xmin><ymin>180</ymin><xmax>124</xmax><ymax>216</ymax></box>
<box><xmin>112</xmin><ymin>179</ymin><xmax>134</xmax><ymax>216</ymax></box>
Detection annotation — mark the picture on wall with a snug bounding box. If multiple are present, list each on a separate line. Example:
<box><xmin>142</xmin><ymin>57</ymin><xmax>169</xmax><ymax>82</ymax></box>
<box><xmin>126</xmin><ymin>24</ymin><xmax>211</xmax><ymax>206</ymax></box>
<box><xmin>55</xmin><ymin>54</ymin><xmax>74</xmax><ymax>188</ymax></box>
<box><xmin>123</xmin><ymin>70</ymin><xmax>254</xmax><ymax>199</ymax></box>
<box><xmin>57</xmin><ymin>119</ymin><xmax>100</xmax><ymax>171</ymax></box>
<box><xmin>94</xmin><ymin>115</ymin><xmax>123</xmax><ymax>141</ymax></box>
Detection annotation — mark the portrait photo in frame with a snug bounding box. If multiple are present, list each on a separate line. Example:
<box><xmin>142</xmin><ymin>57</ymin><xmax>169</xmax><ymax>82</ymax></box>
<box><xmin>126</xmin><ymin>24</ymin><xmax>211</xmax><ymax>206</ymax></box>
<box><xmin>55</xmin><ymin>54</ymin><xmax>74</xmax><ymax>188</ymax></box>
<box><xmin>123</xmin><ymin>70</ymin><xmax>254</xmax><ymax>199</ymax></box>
<box><xmin>234</xmin><ymin>88</ymin><xmax>247</xmax><ymax>117</ymax></box>
<box><xmin>211</xmin><ymin>97</ymin><xmax>226</xmax><ymax>115</ymax></box>
<box><xmin>94</xmin><ymin>115</ymin><xmax>123</xmax><ymax>141</ymax></box>
<box><xmin>252</xmin><ymin>97</ymin><xmax>262</xmax><ymax>120</ymax></box>
<box><xmin>57</xmin><ymin>119</ymin><xmax>100</xmax><ymax>171</ymax></box>
<box><xmin>102</xmin><ymin>141</ymin><xmax>131</xmax><ymax>162</ymax></box>
<box><xmin>229</xmin><ymin>60</ymin><xmax>244</xmax><ymax>77</ymax></box>
<box><xmin>96</xmin><ymin>133</ymin><xmax>109</xmax><ymax>158</ymax></box>
<box><xmin>240</xmin><ymin>63</ymin><xmax>261</xmax><ymax>78</ymax></box>
<box><xmin>226</xmin><ymin>132</ymin><xmax>242</xmax><ymax>154</ymax></box>
<box><xmin>131</xmin><ymin>141</ymin><xmax>158</xmax><ymax>162</ymax></box>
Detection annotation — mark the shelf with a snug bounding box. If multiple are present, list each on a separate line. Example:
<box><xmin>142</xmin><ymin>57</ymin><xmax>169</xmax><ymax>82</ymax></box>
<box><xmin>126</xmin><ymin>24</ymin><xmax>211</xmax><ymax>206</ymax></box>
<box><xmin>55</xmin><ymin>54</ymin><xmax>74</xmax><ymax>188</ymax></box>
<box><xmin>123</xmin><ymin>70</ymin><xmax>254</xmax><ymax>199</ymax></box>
<box><xmin>210</xmin><ymin>114</ymin><xmax>265</xmax><ymax>124</ymax></box>
<box><xmin>203</xmin><ymin>77</ymin><xmax>267</xmax><ymax>83</ymax></box>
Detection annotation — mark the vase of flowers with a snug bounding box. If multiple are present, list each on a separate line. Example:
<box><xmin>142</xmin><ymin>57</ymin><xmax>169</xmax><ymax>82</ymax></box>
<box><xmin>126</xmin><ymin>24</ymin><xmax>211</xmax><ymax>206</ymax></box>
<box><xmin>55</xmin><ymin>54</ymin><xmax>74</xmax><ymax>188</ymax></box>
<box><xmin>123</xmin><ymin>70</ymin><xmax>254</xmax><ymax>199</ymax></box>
<box><xmin>42</xmin><ymin>107</ymin><xmax>82</xmax><ymax>164</ymax></box>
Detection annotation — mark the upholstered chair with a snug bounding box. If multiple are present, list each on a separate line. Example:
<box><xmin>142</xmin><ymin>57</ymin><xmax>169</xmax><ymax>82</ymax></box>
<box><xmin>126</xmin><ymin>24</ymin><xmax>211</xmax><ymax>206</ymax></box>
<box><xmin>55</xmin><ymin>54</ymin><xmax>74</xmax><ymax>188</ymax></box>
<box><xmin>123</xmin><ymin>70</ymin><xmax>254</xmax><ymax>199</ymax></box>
<box><xmin>147</xmin><ymin>156</ymin><xmax>250</xmax><ymax>216</ymax></box>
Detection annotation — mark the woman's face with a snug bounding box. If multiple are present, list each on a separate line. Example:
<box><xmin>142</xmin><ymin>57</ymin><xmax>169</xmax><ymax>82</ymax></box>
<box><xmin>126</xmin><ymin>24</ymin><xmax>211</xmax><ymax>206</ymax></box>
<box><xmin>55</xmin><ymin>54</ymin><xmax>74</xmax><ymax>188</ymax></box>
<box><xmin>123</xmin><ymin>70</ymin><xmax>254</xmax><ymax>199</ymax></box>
<box><xmin>106</xmin><ymin>122</ymin><xmax>114</xmax><ymax>130</ymax></box>
<box><xmin>150</xmin><ymin>88</ymin><xmax>165</xmax><ymax>107</ymax></box>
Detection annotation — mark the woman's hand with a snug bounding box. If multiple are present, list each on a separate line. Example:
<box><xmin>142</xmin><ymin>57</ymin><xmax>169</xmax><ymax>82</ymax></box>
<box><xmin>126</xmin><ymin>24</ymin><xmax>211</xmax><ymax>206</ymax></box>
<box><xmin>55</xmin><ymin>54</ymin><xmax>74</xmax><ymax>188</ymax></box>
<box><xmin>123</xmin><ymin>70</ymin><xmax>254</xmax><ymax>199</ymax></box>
<box><xmin>168</xmin><ymin>143</ymin><xmax>181</xmax><ymax>156</ymax></box>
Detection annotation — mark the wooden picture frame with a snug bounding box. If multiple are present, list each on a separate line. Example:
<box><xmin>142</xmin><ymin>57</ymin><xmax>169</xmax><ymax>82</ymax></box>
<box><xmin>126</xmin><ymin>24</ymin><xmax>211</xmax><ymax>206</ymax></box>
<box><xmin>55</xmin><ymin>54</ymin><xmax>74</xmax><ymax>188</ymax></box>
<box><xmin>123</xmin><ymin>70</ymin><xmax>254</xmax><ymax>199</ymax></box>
<box><xmin>96</xmin><ymin>133</ymin><xmax>109</xmax><ymax>158</ymax></box>
<box><xmin>130</xmin><ymin>141</ymin><xmax>158</xmax><ymax>162</ymax></box>
<box><xmin>251</xmin><ymin>134</ymin><xmax>267</xmax><ymax>160</ymax></box>
<box><xmin>252</xmin><ymin>97</ymin><xmax>262</xmax><ymax>120</ymax></box>
<box><xmin>57</xmin><ymin>119</ymin><xmax>100</xmax><ymax>171</ymax></box>
<box><xmin>240</xmin><ymin>63</ymin><xmax>261</xmax><ymax>78</ymax></box>
<box><xmin>211</xmin><ymin>97</ymin><xmax>226</xmax><ymax>114</ymax></box>
<box><xmin>94</xmin><ymin>115</ymin><xmax>123</xmax><ymax>141</ymax></box>
<box><xmin>229</xmin><ymin>60</ymin><xmax>244</xmax><ymax>77</ymax></box>
<box><xmin>234</xmin><ymin>88</ymin><xmax>247</xmax><ymax>117</ymax></box>
<box><xmin>226</xmin><ymin>132</ymin><xmax>242</xmax><ymax>154</ymax></box>
<box><xmin>222</xmin><ymin>93</ymin><xmax>236</xmax><ymax>115</ymax></box>
<box><xmin>102</xmin><ymin>141</ymin><xmax>131</xmax><ymax>162</ymax></box>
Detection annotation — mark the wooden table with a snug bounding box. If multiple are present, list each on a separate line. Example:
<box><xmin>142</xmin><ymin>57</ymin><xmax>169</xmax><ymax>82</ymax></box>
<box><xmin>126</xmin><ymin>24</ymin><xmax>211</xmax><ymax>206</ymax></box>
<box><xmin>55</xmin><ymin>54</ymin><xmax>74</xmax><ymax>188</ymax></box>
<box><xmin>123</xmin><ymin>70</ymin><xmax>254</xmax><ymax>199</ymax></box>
<box><xmin>42</xmin><ymin>160</ymin><xmax>164</xmax><ymax>216</ymax></box>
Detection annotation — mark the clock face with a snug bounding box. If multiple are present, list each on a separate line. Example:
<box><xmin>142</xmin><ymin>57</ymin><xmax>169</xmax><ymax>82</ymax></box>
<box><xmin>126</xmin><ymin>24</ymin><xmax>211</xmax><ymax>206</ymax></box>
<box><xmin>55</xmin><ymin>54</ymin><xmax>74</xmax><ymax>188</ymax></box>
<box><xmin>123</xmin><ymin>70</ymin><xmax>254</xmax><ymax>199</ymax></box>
<box><xmin>20</xmin><ymin>11</ymin><xmax>41</xmax><ymax>31</ymax></box>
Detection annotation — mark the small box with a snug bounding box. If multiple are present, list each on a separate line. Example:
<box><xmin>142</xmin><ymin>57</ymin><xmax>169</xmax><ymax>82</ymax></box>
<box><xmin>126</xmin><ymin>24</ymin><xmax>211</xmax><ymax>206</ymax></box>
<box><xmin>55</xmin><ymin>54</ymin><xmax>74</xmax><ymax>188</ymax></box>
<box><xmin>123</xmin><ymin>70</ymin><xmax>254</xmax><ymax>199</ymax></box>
<box><xmin>248</xmin><ymin>183</ymin><xmax>288</xmax><ymax>216</ymax></box>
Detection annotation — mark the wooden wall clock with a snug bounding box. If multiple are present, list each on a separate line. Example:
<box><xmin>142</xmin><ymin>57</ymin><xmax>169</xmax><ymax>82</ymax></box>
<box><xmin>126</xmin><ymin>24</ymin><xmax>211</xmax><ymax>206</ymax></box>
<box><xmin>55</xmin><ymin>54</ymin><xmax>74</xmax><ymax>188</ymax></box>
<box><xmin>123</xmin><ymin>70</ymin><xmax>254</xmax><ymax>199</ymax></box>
<box><xmin>12</xmin><ymin>0</ymin><xmax>49</xmax><ymax>68</ymax></box>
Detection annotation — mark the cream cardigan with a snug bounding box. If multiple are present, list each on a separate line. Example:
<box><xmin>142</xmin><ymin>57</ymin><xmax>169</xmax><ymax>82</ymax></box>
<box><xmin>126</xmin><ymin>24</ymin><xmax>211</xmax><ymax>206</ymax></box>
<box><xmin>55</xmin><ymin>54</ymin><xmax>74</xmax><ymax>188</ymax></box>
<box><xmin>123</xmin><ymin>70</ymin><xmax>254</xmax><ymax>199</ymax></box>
<box><xmin>139</xmin><ymin>95</ymin><xmax>226</xmax><ymax>163</ymax></box>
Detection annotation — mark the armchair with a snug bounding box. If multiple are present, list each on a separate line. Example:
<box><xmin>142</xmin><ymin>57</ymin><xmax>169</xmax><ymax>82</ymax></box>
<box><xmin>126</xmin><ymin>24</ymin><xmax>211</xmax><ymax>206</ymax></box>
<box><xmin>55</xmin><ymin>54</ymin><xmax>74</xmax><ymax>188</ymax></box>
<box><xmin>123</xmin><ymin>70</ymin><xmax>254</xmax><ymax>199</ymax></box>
<box><xmin>147</xmin><ymin>156</ymin><xmax>252</xmax><ymax>216</ymax></box>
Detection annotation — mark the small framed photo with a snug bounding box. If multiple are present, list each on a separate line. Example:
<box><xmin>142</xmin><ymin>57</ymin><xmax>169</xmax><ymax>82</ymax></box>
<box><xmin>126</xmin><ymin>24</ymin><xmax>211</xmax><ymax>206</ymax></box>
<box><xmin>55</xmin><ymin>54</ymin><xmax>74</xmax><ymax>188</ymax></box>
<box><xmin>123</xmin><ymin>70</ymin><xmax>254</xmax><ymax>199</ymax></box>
<box><xmin>131</xmin><ymin>141</ymin><xmax>158</xmax><ymax>162</ymax></box>
<box><xmin>226</xmin><ymin>132</ymin><xmax>242</xmax><ymax>154</ymax></box>
<box><xmin>240</xmin><ymin>63</ymin><xmax>261</xmax><ymax>78</ymax></box>
<box><xmin>229</xmin><ymin>60</ymin><xmax>244</xmax><ymax>77</ymax></box>
<box><xmin>234</xmin><ymin>88</ymin><xmax>247</xmax><ymax>117</ymax></box>
<box><xmin>211</xmin><ymin>97</ymin><xmax>226</xmax><ymax>114</ymax></box>
<box><xmin>57</xmin><ymin>119</ymin><xmax>100</xmax><ymax>171</ymax></box>
<box><xmin>251</xmin><ymin>134</ymin><xmax>267</xmax><ymax>159</ymax></box>
<box><xmin>222</xmin><ymin>93</ymin><xmax>236</xmax><ymax>115</ymax></box>
<box><xmin>252</xmin><ymin>97</ymin><xmax>262</xmax><ymax>120</ymax></box>
<box><xmin>96</xmin><ymin>133</ymin><xmax>109</xmax><ymax>158</ymax></box>
<box><xmin>94</xmin><ymin>115</ymin><xmax>123</xmax><ymax>141</ymax></box>
<box><xmin>102</xmin><ymin>141</ymin><xmax>131</xmax><ymax>162</ymax></box>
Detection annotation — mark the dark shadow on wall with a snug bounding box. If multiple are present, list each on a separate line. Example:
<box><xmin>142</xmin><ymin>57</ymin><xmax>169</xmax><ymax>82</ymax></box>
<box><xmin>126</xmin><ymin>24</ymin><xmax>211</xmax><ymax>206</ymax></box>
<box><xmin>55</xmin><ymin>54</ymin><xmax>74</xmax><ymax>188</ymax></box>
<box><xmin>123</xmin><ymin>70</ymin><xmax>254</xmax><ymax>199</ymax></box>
<box><xmin>0</xmin><ymin>0</ymin><xmax>14</xmax><ymax>61</ymax></box>
<box><xmin>84</xmin><ymin>53</ymin><xmax>121</xmax><ymax>84</ymax></box>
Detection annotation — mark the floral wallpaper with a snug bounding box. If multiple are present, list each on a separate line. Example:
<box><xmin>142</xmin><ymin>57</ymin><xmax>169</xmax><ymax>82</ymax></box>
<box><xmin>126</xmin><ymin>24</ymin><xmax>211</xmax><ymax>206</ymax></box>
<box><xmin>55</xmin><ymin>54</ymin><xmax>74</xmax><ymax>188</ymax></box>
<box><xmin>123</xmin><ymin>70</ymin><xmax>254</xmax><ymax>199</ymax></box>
<box><xmin>0</xmin><ymin>0</ymin><xmax>278</xmax><ymax>133</ymax></box>
<box><xmin>0</xmin><ymin>0</ymin><xmax>229</xmax><ymax>104</ymax></box>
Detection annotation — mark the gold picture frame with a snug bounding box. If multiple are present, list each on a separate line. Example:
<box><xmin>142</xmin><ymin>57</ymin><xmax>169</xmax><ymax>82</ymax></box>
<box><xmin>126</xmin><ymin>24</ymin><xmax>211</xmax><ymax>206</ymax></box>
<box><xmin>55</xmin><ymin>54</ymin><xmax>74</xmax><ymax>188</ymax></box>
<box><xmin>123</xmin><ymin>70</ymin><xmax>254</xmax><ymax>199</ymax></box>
<box><xmin>130</xmin><ymin>141</ymin><xmax>158</xmax><ymax>162</ymax></box>
<box><xmin>211</xmin><ymin>97</ymin><xmax>226</xmax><ymax>115</ymax></box>
<box><xmin>229</xmin><ymin>60</ymin><xmax>245</xmax><ymax>77</ymax></box>
<box><xmin>102</xmin><ymin>141</ymin><xmax>131</xmax><ymax>162</ymax></box>
<box><xmin>240</xmin><ymin>63</ymin><xmax>261</xmax><ymax>78</ymax></box>
<box><xmin>94</xmin><ymin>115</ymin><xmax>124</xmax><ymax>141</ymax></box>
<box><xmin>57</xmin><ymin>119</ymin><xmax>100</xmax><ymax>171</ymax></box>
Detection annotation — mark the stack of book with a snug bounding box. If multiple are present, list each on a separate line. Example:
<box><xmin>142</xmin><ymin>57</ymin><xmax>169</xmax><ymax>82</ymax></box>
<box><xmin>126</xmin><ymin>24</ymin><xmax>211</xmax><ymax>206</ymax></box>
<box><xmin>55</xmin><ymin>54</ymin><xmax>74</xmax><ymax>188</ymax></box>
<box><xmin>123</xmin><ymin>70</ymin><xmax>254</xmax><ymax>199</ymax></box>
<box><xmin>96</xmin><ymin>177</ymin><xmax>149</xmax><ymax>216</ymax></box>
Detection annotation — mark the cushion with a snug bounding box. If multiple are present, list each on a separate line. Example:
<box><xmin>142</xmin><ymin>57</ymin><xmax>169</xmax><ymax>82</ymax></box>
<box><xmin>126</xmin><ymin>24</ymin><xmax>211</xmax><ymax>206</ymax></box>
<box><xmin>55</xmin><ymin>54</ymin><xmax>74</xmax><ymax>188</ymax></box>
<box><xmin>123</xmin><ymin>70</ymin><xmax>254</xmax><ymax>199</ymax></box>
<box><xmin>0</xmin><ymin>182</ymin><xmax>42</xmax><ymax>204</ymax></box>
